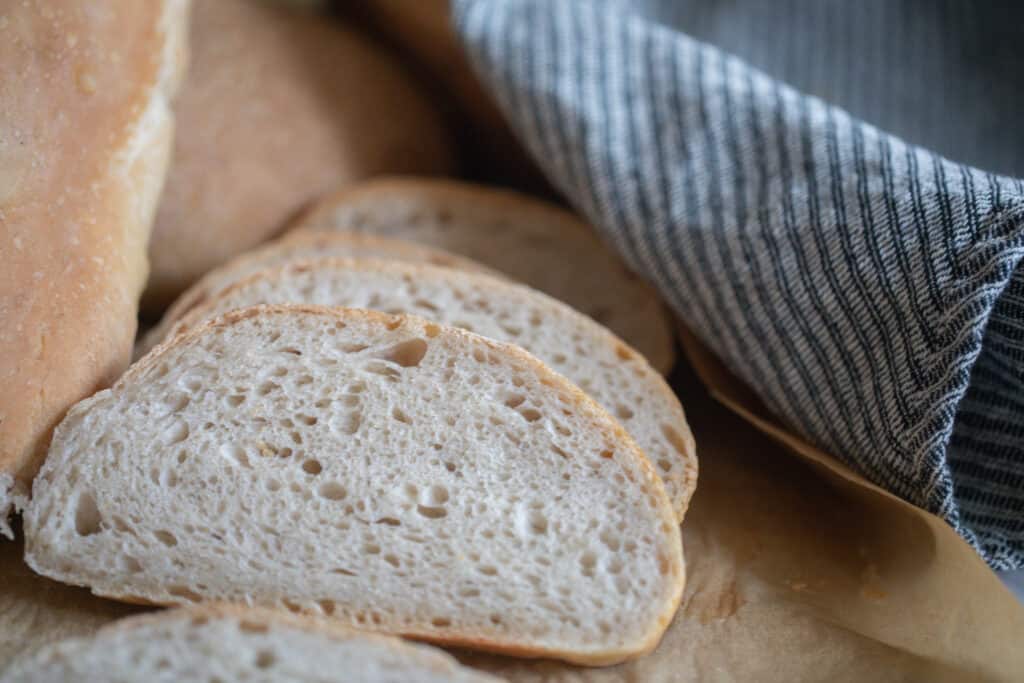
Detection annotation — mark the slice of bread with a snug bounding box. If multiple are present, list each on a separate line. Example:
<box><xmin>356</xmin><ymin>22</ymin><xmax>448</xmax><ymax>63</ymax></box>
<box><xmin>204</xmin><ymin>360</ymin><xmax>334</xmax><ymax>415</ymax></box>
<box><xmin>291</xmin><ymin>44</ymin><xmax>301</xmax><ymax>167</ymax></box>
<box><xmin>138</xmin><ymin>231</ymin><xmax>496</xmax><ymax>358</ymax></box>
<box><xmin>25</xmin><ymin>306</ymin><xmax>684</xmax><ymax>666</ymax></box>
<box><xmin>1</xmin><ymin>604</ymin><xmax>502</xmax><ymax>682</ymax></box>
<box><xmin>160</xmin><ymin>259</ymin><xmax>697</xmax><ymax>520</ymax></box>
<box><xmin>290</xmin><ymin>178</ymin><xmax>676</xmax><ymax>373</ymax></box>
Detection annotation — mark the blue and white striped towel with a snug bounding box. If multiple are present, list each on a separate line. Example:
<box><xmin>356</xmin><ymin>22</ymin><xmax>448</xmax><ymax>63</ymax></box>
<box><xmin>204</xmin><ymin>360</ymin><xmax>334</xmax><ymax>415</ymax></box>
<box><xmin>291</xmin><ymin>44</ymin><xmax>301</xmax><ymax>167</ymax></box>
<box><xmin>452</xmin><ymin>0</ymin><xmax>1024</xmax><ymax>569</ymax></box>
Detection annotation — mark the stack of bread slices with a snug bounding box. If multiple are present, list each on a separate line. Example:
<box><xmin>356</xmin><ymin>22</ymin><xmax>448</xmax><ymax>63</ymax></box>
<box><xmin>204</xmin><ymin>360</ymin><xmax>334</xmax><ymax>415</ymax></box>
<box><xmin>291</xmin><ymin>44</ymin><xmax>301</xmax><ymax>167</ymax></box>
<box><xmin>14</xmin><ymin>178</ymin><xmax>696</xmax><ymax>679</ymax></box>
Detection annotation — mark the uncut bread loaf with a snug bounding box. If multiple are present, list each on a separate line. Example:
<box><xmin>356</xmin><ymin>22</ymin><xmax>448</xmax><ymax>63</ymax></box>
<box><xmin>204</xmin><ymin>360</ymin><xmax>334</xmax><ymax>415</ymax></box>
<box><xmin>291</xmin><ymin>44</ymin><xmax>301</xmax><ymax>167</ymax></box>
<box><xmin>143</xmin><ymin>0</ymin><xmax>456</xmax><ymax>310</ymax></box>
<box><xmin>0</xmin><ymin>604</ymin><xmax>502</xmax><ymax>683</ymax></box>
<box><xmin>138</xmin><ymin>231</ymin><xmax>496</xmax><ymax>358</ymax></box>
<box><xmin>161</xmin><ymin>259</ymin><xmax>697</xmax><ymax>520</ymax></box>
<box><xmin>25</xmin><ymin>306</ymin><xmax>684</xmax><ymax>666</ymax></box>
<box><xmin>290</xmin><ymin>178</ymin><xmax>675</xmax><ymax>373</ymax></box>
<box><xmin>0</xmin><ymin>0</ymin><xmax>189</xmax><ymax>537</ymax></box>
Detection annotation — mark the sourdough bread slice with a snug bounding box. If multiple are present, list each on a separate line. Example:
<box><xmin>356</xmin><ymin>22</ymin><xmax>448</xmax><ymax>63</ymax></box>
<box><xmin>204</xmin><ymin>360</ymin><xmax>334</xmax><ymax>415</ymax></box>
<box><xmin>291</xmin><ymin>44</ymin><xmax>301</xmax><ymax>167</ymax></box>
<box><xmin>1</xmin><ymin>604</ymin><xmax>502</xmax><ymax>682</ymax></box>
<box><xmin>162</xmin><ymin>259</ymin><xmax>697</xmax><ymax>520</ymax></box>
<box><xmin>290</xmin><ymin>178</ymin><xmax>676</xmax><ymax>373</ymax></box>
<box><xmin>25</xmin><ymin>306</ymin><xmax>684</xmax><ymax>666</ymax></box>
<box><xmin>138</xmin><ymin>231</ymin><xmax>496</xmax><ymax>358</ymax></box>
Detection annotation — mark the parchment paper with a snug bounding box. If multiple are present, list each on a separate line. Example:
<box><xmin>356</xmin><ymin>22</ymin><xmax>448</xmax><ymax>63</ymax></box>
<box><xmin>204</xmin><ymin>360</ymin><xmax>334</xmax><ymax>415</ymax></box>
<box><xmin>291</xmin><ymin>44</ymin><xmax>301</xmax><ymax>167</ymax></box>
<box><xmin>3</xmin><ymin>343</ymin><xmax>1020</xmax><ymax>680</ymax></box>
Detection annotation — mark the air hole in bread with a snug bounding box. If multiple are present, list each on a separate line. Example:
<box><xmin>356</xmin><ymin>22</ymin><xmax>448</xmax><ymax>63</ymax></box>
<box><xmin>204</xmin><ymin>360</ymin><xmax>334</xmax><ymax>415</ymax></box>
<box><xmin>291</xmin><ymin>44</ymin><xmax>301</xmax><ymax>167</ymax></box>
<box><xmin>225</xmin><ymin>394</ymin><xmax>245</xmax><ymax>407</ymax></box>
<box><xmin>519</xmin><ymin>408</ymin><xmax>542</xmax><ymax>423</ymax></box>
<box><xmin>238</xmin><ymin>620</ymin><xmax>268</xmax><ymax>634</ymax></box>
<box><xmin>265</xmin><ymin>479</ymin><xmax>282</xmax><ymax>493</ymax></box>
<box><xmin>318</xmin><ymin>482</ymin><xmax>346</xmax><ymax>501</ymax></box>
<box><xmin>384</xmin><ymin>554</ymin><xmax>401</xmax><ymax>568</ymax></box>
<box><xmin>363</xmin><ymin>363</ymin><xmax>401</xmax><ymax>381</ymax></box>
<box><xmin>661</xmin><ymin>424</ymin><xmax>689</xmax><ymax>457</ymax></box>
<box><xmin>600</xmin><ymin>449</ymin><xmax>614</xmax><ymax>459</ymax></box>
<box><xmin>431</xmin><ymin>617</ymin><xmax>452</xmax><ymax>628</ymax></box>
<box><xmin>424</xmin><ymin>323</ymin><xmax>441</xmax><ymax>338</ymax></box>
<box><xmin>413</xmin><ymin>298</ymin><xmax>440</xmax><ymax>313</ymax></box>
<box><xmin>478</xmin><ymin>565</ymin><xmax>498</xmax><ymax>576</ymax></box>
<box><xmin>616</xmin><ymin>404</ymin><xmax>635</xmax><ymax>420</ymax></box>
<box><xmin>375</xmin><ymin>517</ymin><xmax>401</xmax><ymax>527</ymax></box>
<box><xmin>161</xmin><ymin>420</ymin><xmax>189</xmax><ymax>445</ymax></box>
<box><xmin>271</xmin><ymin>366</ymin><xmax>288</xmax><ymax>378</ymax></box>
<box><xmin>392</xmin><ymin>408</ymin><xmax>412</xmax><ymax>424</ymax></box>
<box><xmin>384</xmin><ymin>317</ymin><xmax>402</xmax><ymax>331</ymax></box>
<box><xmin>255</xmin><ymin>650</ymin><xmax>276</xmax><ymax>669</ymax></box>
<box><xmin>301</xmin><ymin>459</ymin><xmax>322</xmax><ymax>475</ymax></box>
<box><xmin>153</xmin><ymin>530</ymin><xmax>178</xmax><ymax>547</ymax></box>
<box><xmin>364</xmin><ymin>542</ymin><xmax>381</xmax><ymax>555</ymax></box>
<box><xmin>257</xmin><ymin>382</ymin><xmax>279</xmax><ymax>396</ymax></box>
<box><xmin>73</xmin><ymin>491</ymin><xmax>102</xmax><ymax>536</ymax></box>
<box><xmin>373</xmin><ymin>338</ymin><xmax>427</xmax><ymax>368</ymax></box>
<box><xmin>168</xmin><ymin>585</ymin><xmax>202</xmax><ymax>602</ymax></box>
<box><xmin>503</xmin><ymin>394</ymin><xmax>526</xmax><ymax>409</ymax></box>
<box><xmin>282</xmin><ymin>599</ymin><xmax>302</xmax><ymax>614</ymax></box>
<box><xmin>317</xmin><ymin>599</ymin><xmax>336</xmax><ymax>616</ymax></box>
<box><xmin>417</xmin><ymin>505</ymin><xmax>447</xmax><ymax>519</ymax></box>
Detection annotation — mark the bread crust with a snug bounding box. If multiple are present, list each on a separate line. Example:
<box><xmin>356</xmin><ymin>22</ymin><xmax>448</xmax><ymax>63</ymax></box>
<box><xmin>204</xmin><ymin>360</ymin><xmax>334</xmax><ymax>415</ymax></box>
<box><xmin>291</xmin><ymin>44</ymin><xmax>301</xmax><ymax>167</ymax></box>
<box><xmin>0</xmin><ymin>0</ymin><xmax>190</xmax><ymax>535</ymax></box>
<box><xmin>28</xmin><ymin>305</ymin><xmax>685</xmax><ymax>666</ymax></box>
<box><xmin>143</xmin><ymin>0</ymin><xmax>457</xmax><ymax>310</ymax></box>
<box><xmin>138</xmin><ymin>230</ymin><xmax>498</xmax><ymax>358</ymax></box>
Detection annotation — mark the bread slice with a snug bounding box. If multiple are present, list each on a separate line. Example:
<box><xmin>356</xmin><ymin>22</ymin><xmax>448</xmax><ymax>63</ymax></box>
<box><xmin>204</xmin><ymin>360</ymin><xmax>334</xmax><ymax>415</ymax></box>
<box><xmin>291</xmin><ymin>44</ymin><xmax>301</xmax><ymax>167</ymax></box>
<box><xmin>138</xmin><ymin>231</ymin><xmax>497</xmax><ymax>358</ymax></box>
<box><xmin>143</xmin><ymin>0</ymin><xmax>456</xmax><ymax>310</ymax></box>
<box><xmin>290</xmin><ymin>178</ymin><xmax>676</xmax><ymax>373</ymax></box>
<box><xmin>160</xmin><ymin>259</ymin><xmax>697</xmax><ymax>520</ymax></box>
<box><xmin>25</xmin><ymin>306</ymin><xmax>684</xmax><ymax>665</ymax></box>
<box><xmin>1</xmin><ymin>604</ymin><xmax>502</xmax><ymax>682</ymax></box>
<box><xmin>0</xmin><ymin>0</ymin><xmax>190</xmax><ymax>537</ymax></box>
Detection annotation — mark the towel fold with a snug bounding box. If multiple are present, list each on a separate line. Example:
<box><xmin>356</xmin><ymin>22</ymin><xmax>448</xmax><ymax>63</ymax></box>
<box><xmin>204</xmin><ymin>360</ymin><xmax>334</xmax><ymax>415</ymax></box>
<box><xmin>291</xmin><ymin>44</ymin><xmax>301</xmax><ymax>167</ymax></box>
<box><xmin>454</xmin><ymin>0</ymin><xmax>1024</xmax><ymax>569</ymax></box>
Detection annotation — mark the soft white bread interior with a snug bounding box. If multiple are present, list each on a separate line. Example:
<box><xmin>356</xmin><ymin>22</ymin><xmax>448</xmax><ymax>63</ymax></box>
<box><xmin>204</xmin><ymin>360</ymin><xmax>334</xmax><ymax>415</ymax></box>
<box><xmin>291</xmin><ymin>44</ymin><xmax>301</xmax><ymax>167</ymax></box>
<box><xmin>138</xmin><ymin>231</ymin><xmax>497</xmax><ymax>358</ymax></box>
<box><xmin>0</xmin><ymin>603</ymin><xmax>503</xmax><ymax>682</ymax></box>
<box><xmin>290</xmin><ymin>178</ymin><xmax>676</xmax><ymax>373</ymax></box>
<box><xmin>25</xmin><ymin>306</ymin><xmax>684</xmax><ymax>665</ymax></box>
<box><xmin>0</xmin><ymin>0</ymin><xmax>190</xmax><ymax>536</ymax></box>
<box><xmin>162</xmin><ymin>259</ymin><xmax>697</xmax><ymax>520</ymax></box>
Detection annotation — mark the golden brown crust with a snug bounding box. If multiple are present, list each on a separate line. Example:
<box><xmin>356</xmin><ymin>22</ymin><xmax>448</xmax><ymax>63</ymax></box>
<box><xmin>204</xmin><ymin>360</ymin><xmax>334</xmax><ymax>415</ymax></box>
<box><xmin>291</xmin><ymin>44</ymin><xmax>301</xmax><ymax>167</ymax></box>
<box><xmin>86</xmin><ymin>304</ymin><xmax>685</xmax><ymax>666</ymax></box>
<box><xmin>0</xmin><ymin>0</ymin><xmax>189</xmax><ymax>530</ymax></box>
<box><xmin>139</xmin><ymin>230</ymin><xmax>498</xmax><ymax>357</ymax></box>
<box><xmin>143</xmin><ymin>0</ymin><xmax>456</xmax><ymax>310</ymax></box>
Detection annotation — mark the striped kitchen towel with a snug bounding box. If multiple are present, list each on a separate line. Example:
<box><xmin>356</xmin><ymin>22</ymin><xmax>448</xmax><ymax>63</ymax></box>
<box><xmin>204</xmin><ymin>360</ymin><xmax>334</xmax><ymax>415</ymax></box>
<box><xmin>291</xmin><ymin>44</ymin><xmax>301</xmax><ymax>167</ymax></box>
<box><xmin>452</xmin><ymin>0</ymin><xmax>1024</xmax><ymax>569</ymax></box>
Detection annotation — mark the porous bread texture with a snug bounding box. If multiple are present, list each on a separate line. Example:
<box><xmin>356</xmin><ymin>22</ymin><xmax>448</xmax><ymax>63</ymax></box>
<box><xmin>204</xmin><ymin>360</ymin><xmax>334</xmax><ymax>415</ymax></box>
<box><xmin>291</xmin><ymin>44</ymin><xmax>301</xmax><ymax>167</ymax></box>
<box><xmin>290</xmin><ymin>178</ymin><xmax>676</xmax><ymax>373</ymax></box>
<box><xmin>138</xmin><ymin>231</ymin><xmax>498</xmax><ymax>358</ymax></box>
<box><xmin>25</xmin><ymin>306</ymin><xmax>684</xmax><ymax>666</ymax></box>
<box><xmin>1</xmin><ymin>604</ymin><xmax>503</xmax><ymax>682</ymax></box>
<box><xmin>162</xmin><ymin>258</ymin><xmax>697</xmax><ymax>520</ymax></box>
<box><xmin>143</xmin><ymin>0</ymin><xmax>456</xmax><ymax>309</ymax></box>
<box><xmin>0</xmin><ymin>0</ymin><xmax>189</xmax><ymax>536</ymax></box>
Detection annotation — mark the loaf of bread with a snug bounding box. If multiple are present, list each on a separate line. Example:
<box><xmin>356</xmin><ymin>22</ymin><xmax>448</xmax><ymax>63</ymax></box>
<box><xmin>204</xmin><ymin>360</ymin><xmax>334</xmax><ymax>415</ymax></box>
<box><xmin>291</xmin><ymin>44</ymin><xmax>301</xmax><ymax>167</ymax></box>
<box><xmin>291</xmin><ymin>178</ymin><xmax>676</xmax><ymax>372</ymax></box>
<box><xmin>0</xmin><ymin>0</ymin><xmax>190</xmax><ymax>536</ymax></box>
<box><xmin>0</xmin><ymin>604</ymin><xmax>502</xmax><ymax>682</ymax></box>
<box><xmin>158</xmin><ymin>258</ymin><xmax>697</xmax><ymax>520</ymax></box>
<box><xmin>143</xmin><ymin>0</ymin><xmax>456</xmax><ymax>310</ymax></box>
<box><xmin>25</xmin><ymin>306</ymin><xmax>684</xmax><ymax>665</ymax></box>
<box><xmin>138</xmin><ymin>231</ymin><xmax>496</xmax><ymax>357</ymax></box>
